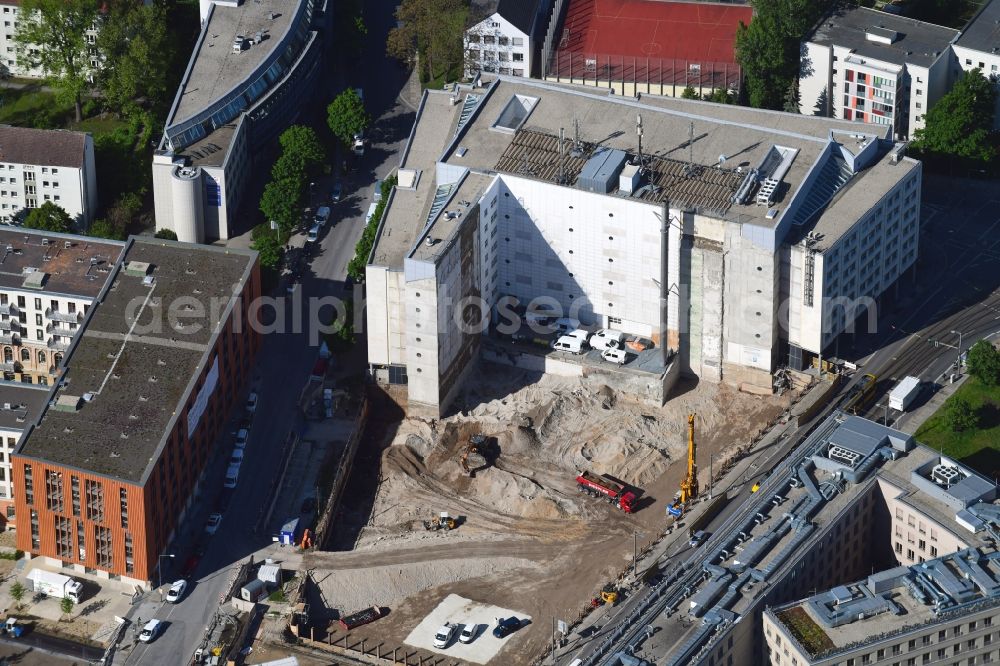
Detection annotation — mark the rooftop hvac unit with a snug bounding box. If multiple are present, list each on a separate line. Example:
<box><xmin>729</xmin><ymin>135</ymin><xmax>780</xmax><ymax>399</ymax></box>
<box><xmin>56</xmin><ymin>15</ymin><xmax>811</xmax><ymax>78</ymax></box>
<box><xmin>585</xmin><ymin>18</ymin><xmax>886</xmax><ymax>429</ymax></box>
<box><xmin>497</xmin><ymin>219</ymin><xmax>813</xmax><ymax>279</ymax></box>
<box><xmin>41</xmin><ymin>238</ymin><xmax>49</xmax><ymax>246</ymax></box>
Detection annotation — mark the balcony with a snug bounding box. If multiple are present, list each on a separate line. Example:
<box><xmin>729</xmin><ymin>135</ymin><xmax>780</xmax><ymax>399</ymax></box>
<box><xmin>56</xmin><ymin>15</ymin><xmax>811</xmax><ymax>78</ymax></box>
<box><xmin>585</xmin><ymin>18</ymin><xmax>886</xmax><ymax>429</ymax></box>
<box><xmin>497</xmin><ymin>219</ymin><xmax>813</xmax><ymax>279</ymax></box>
<box><xmin>0</xmin><ymin>333</ymin><xmax>19</xmax><ymax>346</ymax></box>
<box><xmin>0</xmin><ymin>361</ymin><xmax>21</xmax><ymax>373</ymax></box>
<box><xmin>0</xmin><ymin>304</ymin><xmax>17</xmax><ymax>317</ymax></box>
<box><xmin>45</xmin><ymin>321</ymin><xmax>74</xmax><ymax>336</ymax></box>
<box><xmin>45</xmin><ymin>309</ymin><xmax>82</xmax><ymax>324</ymax></box>
<box><xmin>0</xmin><ymin>319</ymin><xmax>20</xmax><ymax>333</ymax></box>
<box><xmin>46</xmin><ymin>337</ymin><xmax>70</xmax><ymax>352</ymax></box>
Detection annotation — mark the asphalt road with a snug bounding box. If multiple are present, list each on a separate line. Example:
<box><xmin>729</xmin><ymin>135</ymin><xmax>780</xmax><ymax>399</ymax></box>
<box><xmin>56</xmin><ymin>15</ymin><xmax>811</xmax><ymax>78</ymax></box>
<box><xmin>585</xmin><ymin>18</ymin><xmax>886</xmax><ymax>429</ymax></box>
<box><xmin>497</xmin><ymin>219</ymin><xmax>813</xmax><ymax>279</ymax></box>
<box><xmin>121</xmin><ymin>4</ymin><xmax>412</xmax><ymax>663</ymax></box>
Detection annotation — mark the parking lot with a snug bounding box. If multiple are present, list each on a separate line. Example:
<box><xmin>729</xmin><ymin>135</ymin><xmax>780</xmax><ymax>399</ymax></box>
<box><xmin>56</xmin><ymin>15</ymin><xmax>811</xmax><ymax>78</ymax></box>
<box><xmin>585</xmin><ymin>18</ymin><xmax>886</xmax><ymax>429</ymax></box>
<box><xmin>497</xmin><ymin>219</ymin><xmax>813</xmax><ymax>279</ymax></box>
<box><xmin>403</xmin><ymin>594</ymin><xmax>533</xmax><ymax>664</ymax></box>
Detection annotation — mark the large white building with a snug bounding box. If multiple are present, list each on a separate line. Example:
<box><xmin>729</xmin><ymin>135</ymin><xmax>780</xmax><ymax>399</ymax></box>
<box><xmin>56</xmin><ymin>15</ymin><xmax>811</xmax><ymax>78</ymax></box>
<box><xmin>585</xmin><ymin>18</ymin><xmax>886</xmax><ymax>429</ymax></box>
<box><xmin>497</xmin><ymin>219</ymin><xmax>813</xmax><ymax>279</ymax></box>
<box><xmin>365</xmin><ymin>77</ymin><xmax>922</xmax><ymax>417</ymax></box>
<box><xmin>0</xmin><ymin>127</ymin><xmax>98</xmax><ymax>227</ymax></box>
<box><xmin>798</xmin><ymin>6</ymin><xmax>958</xmax><ymax>140</ymax></box>
<box><xmin>152</xmin><ymin>0</ymin><xmax>330</xmax><ymax>243</ymax></box>
<box><xmin>952</xmin><ymin>0</ymin><xmax>1000</xmax><ymax>128</ymax></box>
<box><xmin>465</xmin><ymin>0</ymin><xmax>552</xmax><ymax>78</ymax></box>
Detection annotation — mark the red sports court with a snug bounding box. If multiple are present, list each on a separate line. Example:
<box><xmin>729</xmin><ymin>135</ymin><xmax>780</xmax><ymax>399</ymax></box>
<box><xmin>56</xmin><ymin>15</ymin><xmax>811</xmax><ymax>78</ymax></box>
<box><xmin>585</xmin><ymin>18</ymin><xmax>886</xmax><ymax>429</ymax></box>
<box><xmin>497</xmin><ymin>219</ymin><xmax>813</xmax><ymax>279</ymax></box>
<box><xmin>547</xmin><ymin>0</ymin><xmax>752</xmax><ymax>90</ymax></box>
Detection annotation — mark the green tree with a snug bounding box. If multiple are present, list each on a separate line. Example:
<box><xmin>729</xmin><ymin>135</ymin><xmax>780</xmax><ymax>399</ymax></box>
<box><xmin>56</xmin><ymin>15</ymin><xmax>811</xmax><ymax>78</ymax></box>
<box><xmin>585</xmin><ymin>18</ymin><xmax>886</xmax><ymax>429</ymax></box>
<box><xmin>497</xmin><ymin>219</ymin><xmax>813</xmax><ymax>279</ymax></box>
<box><xmin>347</xmin><ymin>176</ymin><xmax>396</xmax><ymax>281</ymax></box>
<box><xmin>250</xmin><ymin>223</ymin><xmax>285</xmax><ymax>269</ymax></box>
<box><xmin>89</xmin><ymin>218</ymin><xmax>125</xmax><ymax>240</ymax></box>
<box><xmin>259</xmin><ymin>180</ymin><xmax>301</xmax><ymax>234</ymax></box>
<box><xmin>24</xmin><ymin>201</ymin><xmax>73</xmax><ymax>233</ymax></box>
<box><xmin>783</xmin><ymin>80</ymin><xmax>800</xmax><ymax>113</ymax></box>
<box><xmin>681</xmin><ymin>86</ymin><xmax>699</xmax><ymax>100</ymax></box>
<box><xmin>326</xmin><ymin>88</ymin><xmax>370</xmax><ymax>147</ymax></box>
<box><xmin>387</xmin><ymin>0</ymin><xmax>466</xmax><ymax>81</ymax></box>
<box><xmin>703</xmin><ymin>88</ymin><xmax>735</xmax><ymax>105</ymax></box>
<box><xmin>966</xmin><ymin>340</ymin><xmax>1000</xmax><ymax>386</ymax></box>
<box><xmin>736</xmin><ymin>0</ymin><xmax>832</xmax><ymax>109</ymax></box>
<box><xmin>947</xmin><ymin>395</ymin><xmax>979</xmax><ymax>433</ymax></box>
<box><xmin>14</xmin><ymin>0</ymin><xmax>99</xmax><ymax>122</ymax></box>
<box><xmin>154</xmin><ymin>228</ymin><xmax>178</xmax><ymax>240</ymax></box>
<box><xmin>96</xmin><ymin>0</ymin><xmax>172</xmax><ymax>115</ymax></box>
<box><xmin>9</xmin><ymin>581</ymin><xmax>24</xmax><ymax>608</ymax></box>
<box><xmin>60</xmin><ymin>595</ymin><xmax>74</xmax><ymax>617</ymax></box>
<box><xmin>911</xmin><ymin>69</ymin><xmax>998</xmax><ymax>165</ymax></box>
<box><xmin>279</xmin><ymin>125</ymin><xmax>326</xmax><ymax>173</ymax></box>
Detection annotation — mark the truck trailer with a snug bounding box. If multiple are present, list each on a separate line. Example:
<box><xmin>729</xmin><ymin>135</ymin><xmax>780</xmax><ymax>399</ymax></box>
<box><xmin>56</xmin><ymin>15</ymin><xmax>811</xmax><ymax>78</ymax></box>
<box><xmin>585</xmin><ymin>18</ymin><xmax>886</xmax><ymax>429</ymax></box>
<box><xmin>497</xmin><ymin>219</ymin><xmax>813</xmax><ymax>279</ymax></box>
<box><xmin>575</xmin><ymin>472</ymin><xmax>637</xmax><ymax>513</ymax></box>
<box><xmin>889</xmin><ymin>376</ymin><xmax>921</xmax><ymax>412</ymax></box>
<box><xmin>26</xmin><ymin>569</ymin><xmax>82</xmax><ymax>603</ymax></box>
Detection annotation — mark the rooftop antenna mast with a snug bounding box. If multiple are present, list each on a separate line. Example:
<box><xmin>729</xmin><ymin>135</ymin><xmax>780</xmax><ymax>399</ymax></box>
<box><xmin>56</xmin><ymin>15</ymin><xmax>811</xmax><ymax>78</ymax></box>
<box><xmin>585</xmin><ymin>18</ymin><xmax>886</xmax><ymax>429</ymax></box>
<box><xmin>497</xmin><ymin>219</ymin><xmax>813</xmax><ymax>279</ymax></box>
<box><xmin>636</xmin><ymin>114</ymin><xmax>645</xmax><ymax>171</ymax></box>
<box><xmin>559</xmin><ymin>127</ymin><xmax>566</xmax><ymax>185</ymax></box>
<box><xmin>573</xmin><ymin>118</ymin><xmax>582</xmax><ymax>154</ymax></box>
<box><xmin>687</xmin><ymin>121</ymin><xmax>694</xmax><ymax>176</ymax></box>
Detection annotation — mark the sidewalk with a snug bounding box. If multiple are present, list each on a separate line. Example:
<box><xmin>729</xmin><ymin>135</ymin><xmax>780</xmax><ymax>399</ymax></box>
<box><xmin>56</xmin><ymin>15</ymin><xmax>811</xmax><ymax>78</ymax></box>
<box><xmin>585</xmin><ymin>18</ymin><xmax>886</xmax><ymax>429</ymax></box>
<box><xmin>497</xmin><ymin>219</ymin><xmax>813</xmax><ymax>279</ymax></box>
<box><xmin>895</xmin><ymin>372</ymin><xmax>968</xmax><ymax>434</ymax></box>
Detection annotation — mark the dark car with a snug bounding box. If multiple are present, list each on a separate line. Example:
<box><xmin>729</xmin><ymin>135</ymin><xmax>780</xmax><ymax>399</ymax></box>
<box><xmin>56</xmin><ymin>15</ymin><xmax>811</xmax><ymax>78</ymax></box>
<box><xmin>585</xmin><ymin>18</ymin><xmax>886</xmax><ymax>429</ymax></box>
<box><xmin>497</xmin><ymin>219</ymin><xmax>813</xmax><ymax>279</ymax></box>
<box><xmin>492</xmin><ymin>616</ymin><xmax>523</xmax><ymax>639</ymax></box>
<box><xmin>331</xmin><ymin>182</ymin><xmax>343</xmax><ymax>203</ymax></box>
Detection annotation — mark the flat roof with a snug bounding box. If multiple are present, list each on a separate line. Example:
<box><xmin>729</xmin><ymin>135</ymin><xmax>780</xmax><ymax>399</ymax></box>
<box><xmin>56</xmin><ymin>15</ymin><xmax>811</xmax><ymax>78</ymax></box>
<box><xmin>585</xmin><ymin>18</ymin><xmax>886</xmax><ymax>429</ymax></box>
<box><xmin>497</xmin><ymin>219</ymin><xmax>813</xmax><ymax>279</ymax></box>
<box><xmin>371</xmin><ymin>77</ymin><xmax>913</xmax><ymax>271</ymax></box>
<box><xmin>956</xmin><ymin>0</ymin><xmax>1000</xmax><ymax>52</ymax></box>
<box><xmin>371</xmin><ymin>90</ymin><xmax>467</xmax><ymax>268</ymax></box>
<box><xmin>0</xmin><ymin>229</ymin><xmax>123</xmax><ymax>298</ymax></box>
<box><xmin>170</xmin><ymin>0</ymin><xmax>295</xmax><ymax>127</ymax></box>
<box><xmin>807</xmin><ymin>6</ymin><xmax>958</xmax><ymax>68</ymax></box>
<box><xmin>17</xmin><ymin>239</ymin><xmax>257</xmax><ymax>484</ymax></box>
<box><xmin>410</xmin><ymin>172</ymin><xmax>494</xmax><ymax>262</ymax></box>
<box><xmin>555</xmin><ymin>0</ymin><xmax>751</xmax><ymax>63</ymax></box>
<box><xmin>0</xmin><ymin>383</ymin><xmax>49</xmax><ymax>432</ymax></box>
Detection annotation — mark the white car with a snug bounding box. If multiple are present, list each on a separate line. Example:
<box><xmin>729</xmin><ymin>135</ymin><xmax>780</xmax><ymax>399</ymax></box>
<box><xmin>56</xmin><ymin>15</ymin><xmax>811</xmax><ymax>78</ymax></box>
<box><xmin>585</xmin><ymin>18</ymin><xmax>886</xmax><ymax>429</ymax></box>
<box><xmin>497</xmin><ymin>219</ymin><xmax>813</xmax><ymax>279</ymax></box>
<box><xmin>245</xmin><ymin>392</ymin><xmax>258</xmax><ymax>413</ymax></box>
<box><xmin>204</xmin><ymin>513</ymin><xmax>222</xmax><ymax>534</ymax></box>
<box><xmin>601</xmin><ymin>347</ymin><xmax>628</xmax><ymax>365</ymax></box>
<box><xmin>433</xmin><ymin>623</ymin><xmax>456</xmax><ymax>649</ymax></box>
<box><xmin>590</xmin><ymin>329</ymin><xmax>625</xmax><ymax>351</ymax></box>
<box><xmin>138</xmin><ymin>619</ymin><xmax>162</xmax><ymax>643</ymax></box>
<box><xmin>459</xmin><ymin>623</ymin><xmax>478</xmax><ymax>644</ymax></box>
<box><xmin>224</xmin><ymin>463</ymin><xmax>240</xmax><ymax>488</ymax></box>
<box><xmin>306</xmin><ymin>223</ymin><xmax>320</xmax><ymax>242</ymax></box>
<box><xmin>229</xmin><ymin>448</ymin><xmax>244</xmax><ymax>467</ymax></box>
<box><xmin>234</xmin><ymin>428</ymin><xmax>249</xmax><ymax>449</ymax></box>
<box><xmin>166</xmin><ymin>579</ymin><xmax>187</xmax><ymax>603</ymax></box>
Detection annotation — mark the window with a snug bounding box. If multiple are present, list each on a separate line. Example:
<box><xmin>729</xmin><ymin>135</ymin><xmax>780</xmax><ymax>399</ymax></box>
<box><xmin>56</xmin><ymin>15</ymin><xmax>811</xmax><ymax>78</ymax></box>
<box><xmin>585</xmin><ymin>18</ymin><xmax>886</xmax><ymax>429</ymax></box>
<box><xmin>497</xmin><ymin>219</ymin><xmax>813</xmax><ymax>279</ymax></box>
<box><xmin>94</xmin><ymin>525</ymin><xmax>113</xmax><ymax>568</ymax></box>
<box><xmin>84</xmin><ymin>479</ymin><xmax>104</xmax><ymax>522</ymax></box>
<box><xmin>125</xmin><ymin>533</ymin><xmax>134</xmax><ymax>574</ymax></box>
<box><xmin>23</xmin><ymin>463</ymin><xmax>32</xmax><ymax>505</ymax></box>
<box><xmin>55</xmin><ymin>515</ymin><xmax>73</xmax><ymax>558</ymax></box>
<box><xmin>45</xmin><ymin>471</ymin><xmax>63</xmax><ymax>513</ymax></box>
<box><xmin>71</xmin><ymin>476</ymin><xmax>80</xmax><ymax>516</ymax></box>
<box><xmin>29</xmin><ymin>510</ymin><xmax>39</xmax><ymax>550</ymax></box>
<box><xmin>119</xmin><ymin>488</ymin><xmax>128</xmax><ymax>529</ymax></box>
<box><xmin>513</xmin><ymin>53</ymin><xmax>523</xmax><ymax>62</ymax></box>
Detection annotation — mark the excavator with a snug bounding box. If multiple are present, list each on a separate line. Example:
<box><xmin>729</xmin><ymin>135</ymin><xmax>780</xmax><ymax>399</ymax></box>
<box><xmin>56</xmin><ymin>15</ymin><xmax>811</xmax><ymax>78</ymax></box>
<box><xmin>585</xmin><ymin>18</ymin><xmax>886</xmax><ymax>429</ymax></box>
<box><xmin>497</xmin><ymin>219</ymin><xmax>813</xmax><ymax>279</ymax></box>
<box><xmin>461</xmin><ymin>434</ymin><xmax>496</xmax><ymax>477</ymax></box>
<box><xmin>668</xmin><ymin>414</ymin><xmax>698</xmax><ymax>517</ymax></box>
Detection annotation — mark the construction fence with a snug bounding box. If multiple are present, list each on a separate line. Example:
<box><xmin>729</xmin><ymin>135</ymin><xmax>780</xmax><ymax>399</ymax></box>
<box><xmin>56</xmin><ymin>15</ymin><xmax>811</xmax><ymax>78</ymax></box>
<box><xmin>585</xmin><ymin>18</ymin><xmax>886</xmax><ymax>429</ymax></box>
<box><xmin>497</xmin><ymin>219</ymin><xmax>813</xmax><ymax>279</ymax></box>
<box><xmin>544</xmin><ymin>51</ymin><xmax>742</xmax><ymax>98</ymax></box>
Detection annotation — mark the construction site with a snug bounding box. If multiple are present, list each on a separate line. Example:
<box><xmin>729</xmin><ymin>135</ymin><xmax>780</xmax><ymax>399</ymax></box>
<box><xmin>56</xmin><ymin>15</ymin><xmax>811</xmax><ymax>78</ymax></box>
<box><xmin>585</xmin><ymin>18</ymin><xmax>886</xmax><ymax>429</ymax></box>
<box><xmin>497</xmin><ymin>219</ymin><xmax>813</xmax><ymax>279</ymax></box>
<box><xmin>295</xmin><ymin>363</ymin><xmax>800</xmax><ymax>664</ymax></box>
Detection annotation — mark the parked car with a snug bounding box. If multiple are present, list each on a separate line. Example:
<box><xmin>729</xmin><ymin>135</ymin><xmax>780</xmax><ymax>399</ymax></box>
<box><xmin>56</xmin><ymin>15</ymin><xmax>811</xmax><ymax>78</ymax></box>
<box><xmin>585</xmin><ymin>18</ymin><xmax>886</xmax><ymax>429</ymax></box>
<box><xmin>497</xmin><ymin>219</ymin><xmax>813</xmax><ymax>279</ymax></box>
<box><xmin>314</xmin><ymin>206</ymin><xmax>331</xmax><ymax>226</ymax></box>
<box><xmin>433</xmin><ymin>622</ymin><xmax>456</xmax><ymax>649</ymax></box>
<box><xmin>331</xmin><ymin>181</ymin><xmax>343</xmax><ymax>203</ymax></box>
<box><xmin>306</xmin><ymin>223</ymin><xmax>320</xmax><ymax>242</ymax></box>
<box><xmin>493</xmin><ymin>616</ymin><xmax>523</xmax><ymax>639</ymax></box>
<box><xmin>138</xmin><ymin>619</ymin><xmax>163</xmax><ymax>643</ymax></box>
<box><xmin>689</xmin><ymin>530</ymin><xmax>709</xmax><ymax>548</ymax></box>
<box><xmin>234</xmin><ymin>428</ymin><xmax>249</xmax><ymax>449</ymax></box>
<box><xmin>552</xmin><ymin>335</ymin><xmax>586</xmax><ymax>354</ymax></box>
<box><xmin>204</xmin><ymin>513</ymin><xmax>222</xmax><ymax>535</ymax></box>
<box><xmin>601</xmin><ymin>347</ymin><xmax>628</xmax><ymax>365</ymax></box>
<box><xmin>229</xmin><ymin>448</ymin><xmax>244</xmax><ymax>467</ymax></box>
<box><xmin>459</xmin><ymin>623</ymin><xmax>478</xmax><ymax>644</ymax></box>
<box><xmin>591</xmin><ymin>329</ymin><xmax>625</xmax><ymax>351</ymax></box>
<box><xmin>245</xmin><ymin>392</ymin><xmax>258</xmax><ymax>413</ymax></box>
<box><xmin>224</xmin><ymin>463</ymin><xmax>240</xmax><ymax>488</ymax></box>
<box><xmin>166</xmin><ymin>579</ymin><xmax>188</xmax><ymax>603</ymax></box>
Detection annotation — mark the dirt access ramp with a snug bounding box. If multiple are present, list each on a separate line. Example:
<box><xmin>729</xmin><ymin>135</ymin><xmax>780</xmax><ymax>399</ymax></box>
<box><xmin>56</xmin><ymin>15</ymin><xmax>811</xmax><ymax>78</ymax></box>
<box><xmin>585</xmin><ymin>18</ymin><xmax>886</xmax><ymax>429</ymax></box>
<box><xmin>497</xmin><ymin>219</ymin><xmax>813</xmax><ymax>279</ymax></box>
<box><xmin>307</xmin><ymin>367</ymin><xmax>792</xmax><ymax>664</ymax></box>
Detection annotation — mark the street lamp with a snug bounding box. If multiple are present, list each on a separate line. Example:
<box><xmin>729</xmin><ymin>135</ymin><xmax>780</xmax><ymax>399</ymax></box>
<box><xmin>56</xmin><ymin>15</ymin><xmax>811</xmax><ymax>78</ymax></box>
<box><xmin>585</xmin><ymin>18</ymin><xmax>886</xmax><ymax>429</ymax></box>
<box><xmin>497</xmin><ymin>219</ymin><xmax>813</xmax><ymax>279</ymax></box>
<box><xmin>157</xmin><ymin>553</ymin><xmax>175</xmax><ymax>590</ymax></box>
<box><xmin>951</xmin><ymin>330</ymin><xmax>964</xmax><ymax>373</ymax></box>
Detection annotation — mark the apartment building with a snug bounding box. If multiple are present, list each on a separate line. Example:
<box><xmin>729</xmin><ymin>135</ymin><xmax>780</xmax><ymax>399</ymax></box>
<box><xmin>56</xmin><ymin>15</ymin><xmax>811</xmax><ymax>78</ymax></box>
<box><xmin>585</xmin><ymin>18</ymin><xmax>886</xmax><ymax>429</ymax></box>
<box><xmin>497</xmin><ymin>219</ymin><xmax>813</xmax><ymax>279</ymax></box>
<box><xmin>0</xmin><ymin>384</ymin><xmax>48</xmax><ymax>530</ymax></box>
<box><xmin>465</xmin><ymin>0</ymin><xmax>552</xmax><ymax>78</ymax></box>
<box><xmin>0</xmin><ymin>2</ymin><xmax>100</xmax><ymax>80</ymax></box>
<box><xmin>952</xmin><ymin>0</ymin><xmax>1000</xmax><ymax>128</ymax></box>
<box><xmin>11</xmin><ymin>237</ymin><xmax>260</xmax><ymax>587</ymax></box>
<box><xmin>366</xmin><ymin>77</ymin><xmax>921</xmax><ymax>417</ymax></box>
<box><xmin>799</xmin><ymin>6</ymin><xmax>958</xmax><ymax>139</ymax></box>
<box><xmin>0</xmin><ymin>127</ymin><xmax>98</xmax><ymax>227</ymax></box>
<box><xmin>152</xmin><ymin>0</ymin><xmax>330</xmax><ymax>243</ymax></box>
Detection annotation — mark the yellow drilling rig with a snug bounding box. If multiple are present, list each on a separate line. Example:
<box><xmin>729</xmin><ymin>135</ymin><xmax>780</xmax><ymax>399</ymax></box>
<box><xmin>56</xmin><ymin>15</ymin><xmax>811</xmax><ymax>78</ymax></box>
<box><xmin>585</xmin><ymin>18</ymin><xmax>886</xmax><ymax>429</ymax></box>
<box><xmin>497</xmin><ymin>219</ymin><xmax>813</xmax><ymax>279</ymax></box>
<box><xmin>669</xmin><ymin>414</ymin><xmax>698</xmax><ymax>516</ymax></box>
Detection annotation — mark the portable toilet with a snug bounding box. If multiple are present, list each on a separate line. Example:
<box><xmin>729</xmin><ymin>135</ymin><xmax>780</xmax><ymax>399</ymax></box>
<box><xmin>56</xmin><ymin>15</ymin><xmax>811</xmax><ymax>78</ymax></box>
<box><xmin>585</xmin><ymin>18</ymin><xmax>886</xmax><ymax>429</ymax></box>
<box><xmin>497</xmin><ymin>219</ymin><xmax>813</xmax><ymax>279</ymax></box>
<box><xmin>278</xmin><ymin>517</ymin><xmax>300</xmax><ymax>545</ymax></box>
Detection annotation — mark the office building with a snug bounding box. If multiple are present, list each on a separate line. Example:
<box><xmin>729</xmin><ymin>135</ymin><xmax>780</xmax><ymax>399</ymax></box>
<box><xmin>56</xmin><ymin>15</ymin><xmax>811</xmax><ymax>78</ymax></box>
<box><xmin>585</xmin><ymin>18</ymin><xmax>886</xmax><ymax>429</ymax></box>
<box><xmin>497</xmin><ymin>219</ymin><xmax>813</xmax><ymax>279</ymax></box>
<box><xmin>952</xmin><ymin>0</ymin><xmax>1000</xmax><ymax>128</ymax></box>
<box><xmin>542</xmin><ymin>0</ymin><xmax>750</xmax><ymax>98</ymax></box>
<box><xmin>465</xmin><ymin>0</ymin><xmax>554</xmax><ymax>79</ymax></box>
<box><xmin>798</xmin><ymin>6</ymin><xmax>959</xmax><ymax>139</ymax></box>
<box><xmin>152</xmin><ymin>0</ymin><xmax>330</xmax><ymax>243</ymax></box>
<box><xmin>365</xmin><ymin>77</ymin><xmax>921</xmax><ymax>417</ymax></box>
<box><xmin>0</xmin><ymin>127</ymin><xmax>99</xmax><ymax>227</ymax></box>
<box><xmin>617</xmin><ymin>412</ymin><xmax>1000</xmax><ymax>665</ymax></box>
<box><xmin>11</xmin><ymin>236</ymin><xmax>260</xmax><ymax>586</ymax></box>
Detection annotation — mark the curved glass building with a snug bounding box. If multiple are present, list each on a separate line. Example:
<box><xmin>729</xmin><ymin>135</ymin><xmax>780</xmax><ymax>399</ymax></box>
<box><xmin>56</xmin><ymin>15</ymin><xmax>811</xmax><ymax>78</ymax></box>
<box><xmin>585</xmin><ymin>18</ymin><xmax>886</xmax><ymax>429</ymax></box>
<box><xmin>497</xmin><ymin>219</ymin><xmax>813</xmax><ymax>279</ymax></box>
<box><xmin>152</xmin><ymin>0</ymin><xmax>329</xmax><ymax>243</ymax></box>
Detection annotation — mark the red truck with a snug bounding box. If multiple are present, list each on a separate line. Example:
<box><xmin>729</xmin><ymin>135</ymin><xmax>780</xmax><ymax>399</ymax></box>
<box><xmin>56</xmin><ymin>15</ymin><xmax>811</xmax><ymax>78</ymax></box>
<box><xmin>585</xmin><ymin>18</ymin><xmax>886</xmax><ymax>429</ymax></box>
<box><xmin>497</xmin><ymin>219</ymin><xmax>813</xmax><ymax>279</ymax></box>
<box><xmin>576</xmin><ymin>471</ymin><xmax>637</xmax><ymax>513</ymax></box>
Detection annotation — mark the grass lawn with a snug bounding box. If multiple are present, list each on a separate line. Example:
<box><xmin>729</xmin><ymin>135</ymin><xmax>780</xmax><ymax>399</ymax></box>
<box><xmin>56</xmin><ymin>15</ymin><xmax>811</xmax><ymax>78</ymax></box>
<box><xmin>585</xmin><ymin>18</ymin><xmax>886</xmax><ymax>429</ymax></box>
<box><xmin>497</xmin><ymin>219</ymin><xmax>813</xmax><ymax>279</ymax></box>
<box><xmin>0</xmin><ymin>86</ymin><xmax>74</xmax><ymax>128</ymax></box>
<box><xmin>777</xmin><ymin>607</ymin><xmax>835</xmax><ymax>656</ymax></box>
<box><xmin>915</xmin><ymin>376</ymin><xmax>1000</xmax><ymax>476</ymax></box>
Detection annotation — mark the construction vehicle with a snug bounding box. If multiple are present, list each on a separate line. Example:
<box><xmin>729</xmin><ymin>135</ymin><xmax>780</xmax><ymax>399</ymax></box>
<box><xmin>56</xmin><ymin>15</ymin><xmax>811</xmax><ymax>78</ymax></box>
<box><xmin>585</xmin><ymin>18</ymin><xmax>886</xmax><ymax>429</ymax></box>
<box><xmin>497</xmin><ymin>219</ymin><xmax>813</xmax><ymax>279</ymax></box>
<box><xmin>339</xmin><ymin>606</ymin><xmax>384</xmax><ymax>630</ymax></box>
<box><xmin>842</xmin><ymin>373</ymin><xmax>878</xmax><ymax>415</ymax></box>
<box><xmin>4</xmin><ymin>617</ymin><xmax>25</xmax><ymax>638</ymax></box>
<box><xmin>600</xmin><ymin>583</ymin><xmax>619</xmax><ymax>605</ymax></box>
<box><xmin>461</xmin><ymin>434</ymin><xmax>495</xmax><ymax>477</ymax></box>
<box><xmin>424</xmin><ymin>512</ymin><xmax>457</xmax><ymax>531</ymax></box>
<box><xmin>669</xmin><ymin>414</ymin><xmax>699</xmax><ymax>515</ymax></box>
<box><xmin>576</xmin><ymin>472</ymin><xmax>637</xmax><ymax>513</ymax></box>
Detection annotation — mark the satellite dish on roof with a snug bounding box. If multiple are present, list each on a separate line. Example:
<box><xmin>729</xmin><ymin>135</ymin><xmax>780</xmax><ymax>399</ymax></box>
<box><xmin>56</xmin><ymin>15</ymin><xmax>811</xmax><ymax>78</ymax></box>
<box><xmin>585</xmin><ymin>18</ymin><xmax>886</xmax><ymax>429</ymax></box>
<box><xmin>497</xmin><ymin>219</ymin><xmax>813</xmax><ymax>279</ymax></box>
<box><xmin>719</xmin><ymin>154</ymin><xmax>727</xmax><ymax>166</ymax></box>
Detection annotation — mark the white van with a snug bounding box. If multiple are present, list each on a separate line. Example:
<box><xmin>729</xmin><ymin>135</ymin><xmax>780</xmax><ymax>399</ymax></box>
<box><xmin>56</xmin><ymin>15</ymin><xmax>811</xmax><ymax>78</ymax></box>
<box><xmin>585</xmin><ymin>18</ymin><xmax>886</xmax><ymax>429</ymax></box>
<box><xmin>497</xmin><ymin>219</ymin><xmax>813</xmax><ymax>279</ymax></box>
<box><xmin>552</xmin><ymin>335</ymin><xmax>586</xmax><ymax>354</ymax></box>
<box><xmin>224</xmin><ymin>463</ymin><xmax>240</xmax><ymax>488</ymax></box>
<box><xmin>591</xmin><ymin>329</ymin><xmax>625</xmax><ymax>351</ymax></box>
<box><xmin>314</xmin><ymin>206</ymin><xmax>331</xmax><ymax>226</ymax></box>
<box><xmin>365</xmin><ymin>202</ymin><xmax>379</xmax><ymax>225</ymax></box>
<box><xmin>602</xmin><ymin>347</ymin><xmax>628</xmax><ymax>365</ymax></box>
<box><xmin>554</xmin><ymin>318</ymin><xmax>581</xmax><ymax>335</ymax></box>
<box><xmin>306</xmin><ymin>223</ymin><xmax>320</xmax><ymax>242</ymax></box>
